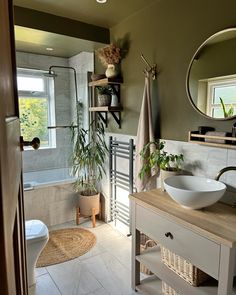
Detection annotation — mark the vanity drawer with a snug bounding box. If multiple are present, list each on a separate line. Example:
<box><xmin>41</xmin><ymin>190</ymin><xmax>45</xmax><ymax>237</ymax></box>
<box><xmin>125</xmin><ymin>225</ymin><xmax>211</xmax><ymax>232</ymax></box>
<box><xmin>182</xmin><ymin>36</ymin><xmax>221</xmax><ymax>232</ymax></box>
<box><xmin>135</xmin><ymin>204</ymin><xmax>220</xmax><ymax>279</ymax></box>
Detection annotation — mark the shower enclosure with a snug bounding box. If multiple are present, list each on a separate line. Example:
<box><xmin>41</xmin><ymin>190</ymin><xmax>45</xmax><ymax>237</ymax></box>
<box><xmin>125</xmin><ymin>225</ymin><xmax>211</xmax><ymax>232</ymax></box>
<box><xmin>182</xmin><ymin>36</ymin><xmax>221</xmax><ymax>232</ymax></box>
<box><xmin>16</xmin><ymin>51</ymin><xmax>94</xmax><ymax>226</ymax></box>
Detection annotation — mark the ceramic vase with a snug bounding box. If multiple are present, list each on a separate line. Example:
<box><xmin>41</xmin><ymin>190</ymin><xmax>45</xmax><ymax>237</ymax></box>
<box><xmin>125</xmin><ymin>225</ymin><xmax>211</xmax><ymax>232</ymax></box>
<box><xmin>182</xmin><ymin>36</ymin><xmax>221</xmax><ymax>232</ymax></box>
<box><xmin>110</xmin><ymin>94</ymin><xmax>119</xmax><ymax>107</ymax></box>
<box><xmin>105</xmin><ymin>64</ymin><xmax>118</xmax><ymax>78</ymax></box>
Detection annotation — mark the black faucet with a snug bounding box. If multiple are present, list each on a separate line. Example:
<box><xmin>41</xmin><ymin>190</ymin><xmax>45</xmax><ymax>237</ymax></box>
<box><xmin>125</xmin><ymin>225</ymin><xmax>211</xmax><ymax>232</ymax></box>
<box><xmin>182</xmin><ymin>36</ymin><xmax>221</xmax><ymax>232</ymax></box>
<box><xmin>215</xmin><ymin>166</ymin><xmax>236</xmax><ymax>181</ymax></box>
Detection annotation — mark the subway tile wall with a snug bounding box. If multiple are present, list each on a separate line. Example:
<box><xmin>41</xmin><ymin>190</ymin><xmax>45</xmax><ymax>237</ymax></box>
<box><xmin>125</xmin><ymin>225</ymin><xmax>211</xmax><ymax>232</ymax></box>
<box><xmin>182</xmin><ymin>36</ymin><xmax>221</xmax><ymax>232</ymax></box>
<box><xmin>101</xmin><ymin>133</ymin><xmax>236</xmax><ymax>221</ymax></box>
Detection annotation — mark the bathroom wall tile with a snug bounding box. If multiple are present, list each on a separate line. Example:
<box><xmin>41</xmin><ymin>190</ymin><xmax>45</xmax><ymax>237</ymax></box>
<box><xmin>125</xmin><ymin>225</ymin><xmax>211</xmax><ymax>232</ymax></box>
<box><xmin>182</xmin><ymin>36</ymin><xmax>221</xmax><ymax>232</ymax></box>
<box><xmin>28</xmin><ymin>273</ymin><xmax>61</xmax><ymax>295</ymax></box>
<box><xmin>69</xmin><ymin>52</ymin><xmax>94</xmax><ymax>131</ymax></box>
<box><xmin>24</xmin><ymin>184</ymin><xmax>77</xmax><ymax>226</ymax></box>
<box><xmin>48</xmin><ymin>198</ymin><xmax>76</xmax><ymax>226</ymax></box>
<box><xmin>226</xmin><ymin>149</ymin><xmax>236</xmax><ymax>189</ymax></box>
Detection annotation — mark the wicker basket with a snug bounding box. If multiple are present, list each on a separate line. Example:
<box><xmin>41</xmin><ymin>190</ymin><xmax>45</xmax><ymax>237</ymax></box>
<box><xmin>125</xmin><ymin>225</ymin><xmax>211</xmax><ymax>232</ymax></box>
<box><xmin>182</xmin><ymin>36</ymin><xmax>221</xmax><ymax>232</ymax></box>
<box><xmin>140</xmin><ymin>239</ymin><xmax>157</xmax><ymax>275</ymax></box>
<box><xmin>162</xmin><ymin>281</ymin><xmax>180</xmax><ymax>295</ymax></box>
<box><xmin>161</xmin><ymin>246</ymin><xmax>210</xmax><ymax>286</ymax></box>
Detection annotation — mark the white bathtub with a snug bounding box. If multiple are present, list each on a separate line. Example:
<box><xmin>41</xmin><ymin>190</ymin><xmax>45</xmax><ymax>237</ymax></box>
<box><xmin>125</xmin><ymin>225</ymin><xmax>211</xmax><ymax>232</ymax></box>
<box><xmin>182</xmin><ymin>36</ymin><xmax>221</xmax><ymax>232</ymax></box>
<box><xmin>23</xmin><ymin>168</ymin><xmax>76</xmax><ymax>190</ymax></box>
<box><xmin>23</xmin><ymin>168</ymin><xmax>77</xmax><ymax>226</ymax></box>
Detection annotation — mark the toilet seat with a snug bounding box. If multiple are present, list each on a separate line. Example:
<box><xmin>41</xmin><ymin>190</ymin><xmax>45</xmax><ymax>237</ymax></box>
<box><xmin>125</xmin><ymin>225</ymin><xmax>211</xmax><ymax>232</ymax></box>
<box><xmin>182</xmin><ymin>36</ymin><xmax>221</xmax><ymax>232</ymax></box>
<box><xmin>25</xmin><ymin>220</ymin><xmax>49</xmax><ymax>244</ymax></box>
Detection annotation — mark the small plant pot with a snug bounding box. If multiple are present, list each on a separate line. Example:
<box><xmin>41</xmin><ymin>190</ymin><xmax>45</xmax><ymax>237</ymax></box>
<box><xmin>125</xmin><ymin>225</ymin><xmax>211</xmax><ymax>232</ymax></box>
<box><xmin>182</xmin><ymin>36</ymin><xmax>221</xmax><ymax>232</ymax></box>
<box><xmin>161</xmin><ymin>169</ymin><xmax>181</xmax><ymax>191</ymax></box>
<box><xmin>97</xmin><ymin>94</ymin><xmax>111</xmax><ymax>107</ymax></box>
<box><xmin>78</xmin><ymin>193</ymin><xmax>100</xmax><ymax>217</ymax></box>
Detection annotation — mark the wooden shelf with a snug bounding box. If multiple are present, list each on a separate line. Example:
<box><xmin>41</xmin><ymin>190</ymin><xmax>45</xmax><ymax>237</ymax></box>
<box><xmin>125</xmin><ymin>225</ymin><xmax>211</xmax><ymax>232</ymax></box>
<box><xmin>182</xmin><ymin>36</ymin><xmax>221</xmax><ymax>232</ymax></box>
<box><xmin>89</xmin><ymin>77</ymin><xmax>123</xmax><ymax>128</ymax></box>
<box><xmin>136</xmin><ymin>276</ymin><xmax>162</xmax><ymax>295</ymax></box>
<box><xmin>89</xmin><ymin>77</ymin><xmax>123</xmax><ymax>87</ymax></box>
<box><xmin>89</xmin><ymin>106</ymin><xmax>122</xmax><ymax>128</ymax></box>
<box><xmin>89</xmin><ymin>106</ymin><xmax>123</xmax><ymax>112</ymax></box>
<box><xmin>135</xmin><ymin>246</ymin><xmax>229</xmax><ymax>295</ymax></box>
<box><xmin>188</xmin><ymin>131</ymin><xmax>236</xmax><ymax>150</ymax></box>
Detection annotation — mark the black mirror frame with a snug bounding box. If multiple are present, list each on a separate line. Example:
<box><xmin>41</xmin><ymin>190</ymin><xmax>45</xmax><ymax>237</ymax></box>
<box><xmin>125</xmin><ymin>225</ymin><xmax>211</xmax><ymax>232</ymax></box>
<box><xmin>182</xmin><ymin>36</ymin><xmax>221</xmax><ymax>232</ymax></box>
<box><xmin>186</xmin><ymin>27</ymin><xmax>236</xmax><ymax>121</ymax></box>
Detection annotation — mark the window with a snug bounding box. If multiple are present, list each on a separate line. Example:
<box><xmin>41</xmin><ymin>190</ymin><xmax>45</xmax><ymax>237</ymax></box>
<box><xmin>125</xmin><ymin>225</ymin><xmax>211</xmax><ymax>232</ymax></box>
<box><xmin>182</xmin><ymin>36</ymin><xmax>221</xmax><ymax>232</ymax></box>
<box><xmin>17</xmin><ymin>68</ymin><xmax>56</xmax><ymax>148</ymax></box>
<box><xmin>207</xmin><ymin>75</ymin><xmax>236</xmax><ymax>118</ymax></box>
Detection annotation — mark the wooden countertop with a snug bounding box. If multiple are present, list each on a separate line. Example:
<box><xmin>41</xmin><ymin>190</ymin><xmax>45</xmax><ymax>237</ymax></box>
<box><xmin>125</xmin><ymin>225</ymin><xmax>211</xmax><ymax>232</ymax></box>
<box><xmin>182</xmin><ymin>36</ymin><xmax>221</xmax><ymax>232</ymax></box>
<box><xmin>129</xmin><ymin>189</ymin><xmax>236</xmax><ymax>247</ymax></box>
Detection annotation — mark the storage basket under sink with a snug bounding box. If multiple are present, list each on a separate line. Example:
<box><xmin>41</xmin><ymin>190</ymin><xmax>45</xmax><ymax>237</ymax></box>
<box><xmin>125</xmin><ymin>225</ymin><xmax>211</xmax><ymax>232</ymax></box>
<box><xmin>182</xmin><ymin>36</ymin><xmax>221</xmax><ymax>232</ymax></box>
<box><xmin>160</xmin><ymin>246</ymin><xmax>210</xmax><ymax>286</ymax></box>
<box><xmin>162</xmin><ymin>281</ymin><xmax>180</xmax><ymax>295</ymax></box>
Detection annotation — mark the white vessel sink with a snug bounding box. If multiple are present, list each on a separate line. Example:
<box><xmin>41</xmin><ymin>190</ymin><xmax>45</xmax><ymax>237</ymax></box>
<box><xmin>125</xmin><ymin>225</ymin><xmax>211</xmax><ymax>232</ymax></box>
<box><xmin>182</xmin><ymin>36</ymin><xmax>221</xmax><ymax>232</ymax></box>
<box><xmin>164</xmin><ymin>175</ymin><xmax>226</xmax><ymax>209</ymax></box>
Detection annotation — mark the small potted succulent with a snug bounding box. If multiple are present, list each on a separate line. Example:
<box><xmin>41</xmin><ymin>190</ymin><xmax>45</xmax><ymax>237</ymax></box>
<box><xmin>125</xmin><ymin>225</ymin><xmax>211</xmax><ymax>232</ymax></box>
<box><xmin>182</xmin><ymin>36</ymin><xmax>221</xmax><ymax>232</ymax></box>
<box><xmin>96</xmin><ymin>86</ymin><xmax>111</xmax><ymax>107</ymax></box>
<box><xmin>139</xmin><ymin>141</ymin><xmax>184</xmax><ymax>190</ymax></box>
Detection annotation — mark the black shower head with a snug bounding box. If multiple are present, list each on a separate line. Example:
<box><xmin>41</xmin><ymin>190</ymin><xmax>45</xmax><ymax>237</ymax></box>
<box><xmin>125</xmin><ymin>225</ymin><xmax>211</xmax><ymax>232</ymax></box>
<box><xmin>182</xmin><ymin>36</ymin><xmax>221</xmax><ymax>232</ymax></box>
<box><xmin>44</xmin><ymin>69</ymin><xmax>57</xmax><ymax>78</ymax></box>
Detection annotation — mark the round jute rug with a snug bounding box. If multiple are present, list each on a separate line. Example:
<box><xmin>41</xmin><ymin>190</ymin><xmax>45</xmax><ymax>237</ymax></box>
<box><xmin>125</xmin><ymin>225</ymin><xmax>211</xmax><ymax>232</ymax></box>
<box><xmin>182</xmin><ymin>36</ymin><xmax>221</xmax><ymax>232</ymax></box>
<box><xmin>36</xmin><ymin>228</ymin><xmax>96</xmax><ymax>267</ymax></box>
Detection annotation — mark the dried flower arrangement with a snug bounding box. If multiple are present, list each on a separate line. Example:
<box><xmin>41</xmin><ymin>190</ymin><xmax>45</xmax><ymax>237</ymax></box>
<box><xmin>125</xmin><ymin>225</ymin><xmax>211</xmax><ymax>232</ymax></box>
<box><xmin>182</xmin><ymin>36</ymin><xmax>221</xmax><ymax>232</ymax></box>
<box><xmin>96</xmin><ymin>44</ymin><xmax>121</xmax><ymax>67</ymax></box>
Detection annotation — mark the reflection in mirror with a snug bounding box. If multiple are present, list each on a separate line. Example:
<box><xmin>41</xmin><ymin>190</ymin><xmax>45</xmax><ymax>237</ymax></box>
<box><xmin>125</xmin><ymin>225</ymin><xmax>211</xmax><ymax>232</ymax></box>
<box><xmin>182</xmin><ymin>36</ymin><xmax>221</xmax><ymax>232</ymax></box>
<box><xmin>187</xmin><ymin>28</ymin><xmax>236</xmax><ymax>120</ymax></box>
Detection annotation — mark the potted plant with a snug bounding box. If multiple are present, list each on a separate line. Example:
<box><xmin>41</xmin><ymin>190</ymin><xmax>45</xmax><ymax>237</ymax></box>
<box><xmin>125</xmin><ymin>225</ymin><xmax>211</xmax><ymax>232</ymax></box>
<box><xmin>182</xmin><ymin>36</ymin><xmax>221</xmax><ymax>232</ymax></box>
<box><xmin>139</xmin><ymin>141</ymin><xmax>184</xmax><ymax>191</ymax></box>
<box><xmin>71</xmin><ymin>120</ymin><xmax>108</xmax><ymax>221</ymax></box>
<box><xmin>96</xmin><ymin>86</ymin><xmax>111</xmax><ymax>107</ymax></box>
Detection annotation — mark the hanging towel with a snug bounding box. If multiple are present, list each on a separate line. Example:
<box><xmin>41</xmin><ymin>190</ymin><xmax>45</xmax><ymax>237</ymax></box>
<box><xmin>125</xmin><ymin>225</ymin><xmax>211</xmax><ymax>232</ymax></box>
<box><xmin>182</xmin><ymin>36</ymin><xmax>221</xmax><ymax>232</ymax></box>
<box><xmin>135</xmin><ymin>71</ymin><xmax>157</xmax><ymax>192</ymax></box>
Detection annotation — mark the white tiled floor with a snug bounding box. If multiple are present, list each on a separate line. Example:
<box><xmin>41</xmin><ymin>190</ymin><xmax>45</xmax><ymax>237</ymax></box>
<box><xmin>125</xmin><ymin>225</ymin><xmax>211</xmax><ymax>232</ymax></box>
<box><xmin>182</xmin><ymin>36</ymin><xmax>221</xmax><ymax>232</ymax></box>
<box><xmin>28</xmin><ymin>220</ymin><xmax>137</xmax><ymax>295</ymax></box>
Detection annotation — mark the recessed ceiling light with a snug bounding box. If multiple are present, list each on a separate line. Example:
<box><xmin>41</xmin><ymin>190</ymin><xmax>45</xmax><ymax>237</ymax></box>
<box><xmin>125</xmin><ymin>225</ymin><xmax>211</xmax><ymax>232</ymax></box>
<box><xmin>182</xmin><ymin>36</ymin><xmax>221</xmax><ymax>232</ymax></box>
<box><xmin>96</xmin><ymin>0</ymin><xmax>107</xmax><ymax>3</ymax></box>
<box><xmin>46</xmin><ymin>47</ymin><xmax>54</xmax><ymax>51</ymax></box>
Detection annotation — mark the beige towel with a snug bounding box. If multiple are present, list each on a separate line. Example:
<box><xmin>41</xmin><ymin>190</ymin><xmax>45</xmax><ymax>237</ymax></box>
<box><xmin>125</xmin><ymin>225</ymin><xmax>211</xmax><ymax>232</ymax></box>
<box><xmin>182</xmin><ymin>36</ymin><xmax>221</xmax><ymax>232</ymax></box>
<box><xmin>204</xmin><ymin>131</ymin><xmax>227</xmax><ymax>143</ymax></box>
<box><xmin>135</xmin><ymin>72</ymin><xmax>157</xmax><ymax>192</ymax></box>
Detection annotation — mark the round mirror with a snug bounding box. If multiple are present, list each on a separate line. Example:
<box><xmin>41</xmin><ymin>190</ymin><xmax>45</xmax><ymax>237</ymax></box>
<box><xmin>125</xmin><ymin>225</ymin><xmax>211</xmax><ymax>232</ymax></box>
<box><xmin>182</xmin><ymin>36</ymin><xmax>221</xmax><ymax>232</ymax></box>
<box><xmin>186</xmin><ymin>28</ymin><xmax>236</xmax><ymax>120</ymax></box>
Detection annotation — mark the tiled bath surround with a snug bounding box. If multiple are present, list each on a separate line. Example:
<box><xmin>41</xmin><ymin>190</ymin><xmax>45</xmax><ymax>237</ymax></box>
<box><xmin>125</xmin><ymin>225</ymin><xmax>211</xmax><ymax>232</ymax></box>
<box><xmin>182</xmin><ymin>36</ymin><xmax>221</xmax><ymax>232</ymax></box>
<box><xmin>101</xmin><ymin>134</ymin><xmax>236</xmax><ymax>223</ymax></box>
<box><xmin>24</xmin><ymin>183</ymin><xmax>77</xmax><ymax>226</ymax></box>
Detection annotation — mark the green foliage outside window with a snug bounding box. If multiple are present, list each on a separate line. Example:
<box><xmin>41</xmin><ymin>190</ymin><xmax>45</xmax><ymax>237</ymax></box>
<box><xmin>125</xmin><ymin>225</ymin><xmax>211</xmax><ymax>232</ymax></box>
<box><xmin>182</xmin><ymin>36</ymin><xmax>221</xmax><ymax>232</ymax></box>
<box><xmin>19</xmin><ymin>97</ymin><xmax>49</xmax><ymax>146</ymax></box>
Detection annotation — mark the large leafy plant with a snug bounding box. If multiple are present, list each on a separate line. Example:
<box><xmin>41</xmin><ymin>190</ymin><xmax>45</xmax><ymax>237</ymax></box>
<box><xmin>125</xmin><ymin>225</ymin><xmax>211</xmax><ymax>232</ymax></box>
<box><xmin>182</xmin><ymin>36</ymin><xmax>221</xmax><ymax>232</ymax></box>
<box><xmin>139</xmin><ymin>141</ymin><xmax>184</xmax><ymax>180</ymax></box>
<box><xmin>71</xmin><ymin>120</ymin><xmax>108</xmax><ymax>196</ymax></box>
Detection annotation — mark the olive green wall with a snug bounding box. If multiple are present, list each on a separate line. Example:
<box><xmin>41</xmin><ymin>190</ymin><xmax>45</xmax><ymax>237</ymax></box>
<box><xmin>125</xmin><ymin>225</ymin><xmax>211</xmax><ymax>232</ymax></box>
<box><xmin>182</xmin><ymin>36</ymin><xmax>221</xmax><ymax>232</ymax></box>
<box><xmin>105</xmin><ymin>0</ymin><xmax>236</xmax><ymax>140</ymax></box>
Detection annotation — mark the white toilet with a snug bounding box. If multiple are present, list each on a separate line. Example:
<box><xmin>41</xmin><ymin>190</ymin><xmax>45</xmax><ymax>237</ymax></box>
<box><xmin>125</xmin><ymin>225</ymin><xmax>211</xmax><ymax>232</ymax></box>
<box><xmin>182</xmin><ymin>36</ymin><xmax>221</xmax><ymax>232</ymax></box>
<box><xmin>25</xmin><ymin>220</ymin><xmax>49</xmax><ymax>287</ymax></box>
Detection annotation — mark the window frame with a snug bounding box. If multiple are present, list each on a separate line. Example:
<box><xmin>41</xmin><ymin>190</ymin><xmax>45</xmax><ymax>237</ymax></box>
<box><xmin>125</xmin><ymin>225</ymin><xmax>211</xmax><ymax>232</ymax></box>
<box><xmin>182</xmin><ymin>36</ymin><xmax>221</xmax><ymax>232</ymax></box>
<box><xmin>17</xmin><ymin>68</ymin><xmax>56</xmax><ymax>149</ymax></box>
<box><xmin>206</xmin><ymin>74</ymin><xmax>236</xmax><ymax>117</ymax></box>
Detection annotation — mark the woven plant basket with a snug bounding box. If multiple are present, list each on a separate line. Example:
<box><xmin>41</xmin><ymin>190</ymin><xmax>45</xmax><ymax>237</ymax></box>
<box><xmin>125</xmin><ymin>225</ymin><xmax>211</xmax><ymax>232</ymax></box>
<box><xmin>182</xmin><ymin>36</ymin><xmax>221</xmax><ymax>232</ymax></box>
<box><xmin>97</xmin><ymin>94</ymin><xmax>111</xmax><ymax>106</ymax></box>
<box><xmin>140</xmin><ymin>239</ymin><xmax>157</xmax><ymax>275</ymax></box>
<box><xmin>162</xmin><ymin>281</ymin><xmax>180</xmax><ymax>295</ymax></box>
<box><xmin>161</xmin><ymin>246</ymin><xmax>210</xmax><ymax>286</ymax></box>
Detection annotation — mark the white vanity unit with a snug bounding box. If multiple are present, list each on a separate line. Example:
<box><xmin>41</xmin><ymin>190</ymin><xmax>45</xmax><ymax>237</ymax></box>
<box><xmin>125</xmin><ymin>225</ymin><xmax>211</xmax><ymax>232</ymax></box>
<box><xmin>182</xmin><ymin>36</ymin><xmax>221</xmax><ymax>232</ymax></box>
<box><xmin>130</xmin><ymin>189</ymin><xmax>236</xmax><ymax>295</ymax></box>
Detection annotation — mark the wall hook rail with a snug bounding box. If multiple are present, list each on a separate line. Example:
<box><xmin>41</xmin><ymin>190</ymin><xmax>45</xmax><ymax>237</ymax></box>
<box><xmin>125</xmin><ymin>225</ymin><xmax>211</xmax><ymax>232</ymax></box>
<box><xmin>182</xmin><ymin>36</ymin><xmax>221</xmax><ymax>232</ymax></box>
<box><xmin>141</xmin><ymin>53</ymin><xmax>157</xmax><ymax>80</ymax></box>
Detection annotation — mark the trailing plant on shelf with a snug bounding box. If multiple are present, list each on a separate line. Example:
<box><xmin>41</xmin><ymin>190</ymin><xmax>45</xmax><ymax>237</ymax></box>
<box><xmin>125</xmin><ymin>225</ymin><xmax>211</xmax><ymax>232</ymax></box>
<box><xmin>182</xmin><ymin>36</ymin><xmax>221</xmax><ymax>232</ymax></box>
<box><xmin>96</xmin><ymin>86</ymin><xmax>111</xmax><ymax>96</ymax></box>
<box><xmin>71</xmin><ymin>120</ymin><xmax>108</xmax><ymax>196</ymax></box>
